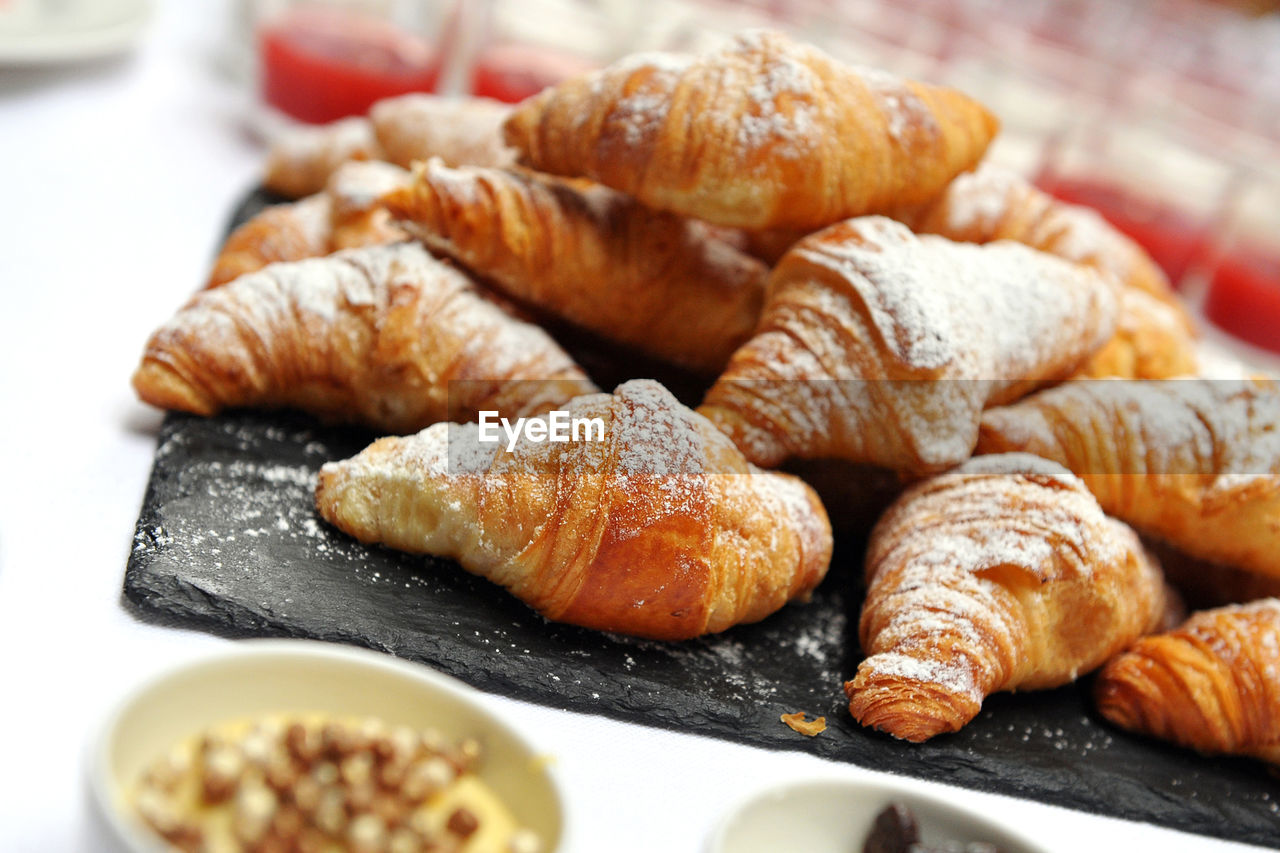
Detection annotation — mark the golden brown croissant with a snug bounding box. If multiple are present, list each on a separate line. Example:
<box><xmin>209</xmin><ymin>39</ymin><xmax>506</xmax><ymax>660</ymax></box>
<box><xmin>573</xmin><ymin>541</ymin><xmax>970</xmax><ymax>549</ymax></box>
<box><xmin>893</xmin><ymin>164</ymin><xmax>1182</xmax><ymax>311</ymax></box>
<box><xmin>382</xmin><ymin>158</ymin><xmax>768</xmax><ymax>373</ymax></box>
<box><xmin>206</xmin><ymin>194</ymin><xmax>334</xmax><ymax>289</ymax></box>
<box><xmin>889</xmin><ymin>164</ymin><xmax>1198</xmax><ymax>379</ymax></box>
<box><xmin>369</xmin><ymin>94</ymin><xmax>515</xmax><ymax>171</ymax></box>
<box><xmin>1075</xmin><ymin>287</ymin><xmax>1199</xmax><ymax>379</ymax></box>
<box><xmin>325</xmin><ymin>160</ymin><xmax>412</xmax><ymax>251</ymax></box>
<box><xmin>845</xmin><ymin>453</ymin><xmax>1170</xmax><ymax>742</ymax></box>
<box><xmin>207</xmin><ymin>162</ymin><xmax>411</xmax><ymax>289</ymax></box>
<box><xmin>262</xmin><ymin>96</ymin><xmax>513</xmax><ymax>200</ymax></box>
<box><xmin>1096</xmin><ymin>599</ymin><xmax>1280</xmax><ymax>765</ymax></box>
<box><xmin>503</xmin><ymin>30</ymin><xmax>998</xmax><ymax>230</ymax></box>
<box><xmin>263</xmin><ymin>117</ymin><xmax>382</xmax><ymax>199</ymax></box>
<box><xmin>315</xmin><ymin>379</ymin><xmax>833</xmax><ymax>640</ymax></box>
<box><xmin>134</xmin><ymin>244</ymin><xmax>598</xmax><ymax>432</ymax></box>
<box><xmin>977</xmin><ymin>378</ymin><xmax>1280</xmax><ymax>579</ymax></box>
<box><xmin>696</xmin><ymin>216</ymin><xmax>1117</xmax><ymax>474</ymax></box>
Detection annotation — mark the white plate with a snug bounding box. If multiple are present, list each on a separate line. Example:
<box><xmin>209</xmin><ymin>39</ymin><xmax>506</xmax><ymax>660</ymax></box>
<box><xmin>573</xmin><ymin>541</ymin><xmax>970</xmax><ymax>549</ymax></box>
<box><xmin>88</xmin><ymin>639</ymin><xmax>568</xmax><ymax>852</ymax></box>
<box><xmin>0</xmin><ymin>0</ymin><xmax>151</xmax><ymax>65</ymax></box>
<box><xmin>708</xmin><ymin>777</ymin><xmax>1049</xmax><ymax>853</ymax></box>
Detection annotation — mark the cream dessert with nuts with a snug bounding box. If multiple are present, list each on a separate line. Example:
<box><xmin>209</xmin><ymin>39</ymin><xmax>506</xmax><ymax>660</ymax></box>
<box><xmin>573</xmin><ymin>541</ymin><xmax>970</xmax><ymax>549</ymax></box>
<box><xmin>132</xmin><ymin>713</ymin><xmax>541</xmax><ymax>853</ymax></box>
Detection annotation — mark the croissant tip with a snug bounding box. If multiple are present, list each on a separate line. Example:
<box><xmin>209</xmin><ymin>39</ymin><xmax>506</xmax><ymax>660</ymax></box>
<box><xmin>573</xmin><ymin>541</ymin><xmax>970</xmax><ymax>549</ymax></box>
<box><xmin>131</xmin><ymin>358</ymin><xmax>217</xmax><ymax>417</ymax></box>
<box><xmin>1092</xmin><ymin>663</ymin><xmax>1148</xmax><ymax>734</ymax></box>
<box><xmin>846</xmin><ymin>688</ymin><xmax>964</xmax><ymax>743</ymax></box>
<box><xmin>845</xmin><ymin>662</ymin><xmax>980</xmax><ymax>743</ymax></box>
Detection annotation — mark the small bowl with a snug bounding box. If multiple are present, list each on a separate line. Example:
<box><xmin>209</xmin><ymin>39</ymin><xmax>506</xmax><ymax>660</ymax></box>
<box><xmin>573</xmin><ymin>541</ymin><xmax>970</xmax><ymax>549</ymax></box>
<box><xmin>708</xmin><ymin>778</ymin><xmax>1048</xmax><ymax>853</ymax></box>
<box><xmin>89</xmin><ymin>639</ymin><xmax>566</xmax><ymax>852</ymax></box>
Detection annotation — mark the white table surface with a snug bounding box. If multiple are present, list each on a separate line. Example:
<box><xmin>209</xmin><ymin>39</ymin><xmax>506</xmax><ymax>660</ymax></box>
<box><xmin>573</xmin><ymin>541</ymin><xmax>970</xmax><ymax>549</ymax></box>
<box><xmin>0</xmin><ymin>2</ymin><xmax>1265</xmax><ymax>851</ymax></box>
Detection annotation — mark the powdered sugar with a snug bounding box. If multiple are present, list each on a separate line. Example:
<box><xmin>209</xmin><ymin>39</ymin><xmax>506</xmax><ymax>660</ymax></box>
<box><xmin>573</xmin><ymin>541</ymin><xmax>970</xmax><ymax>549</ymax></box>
<box><xmin>938</xmin><ymin>165</ymin><xmax>1024</xmax><ymax>233</ymax></box>
<box><xmin>370</xmin><ymin>93</ymin><xmax>515</xmax><ymax>170</ymax></box>
<box><xmin>326</xmin><ymin>159</ymin><xmax>411</xmax><ymax>215</ymax></box>
<box><xmin>854</xmin><ymin>64</ymin><xmax>937</xmax><ymax>145</ymax></box>
<box><xmin>613</xmin><ymin>380</ymin><xmax>708</xmax><ymax>481</ymax></box>
<box><xmin>595</xmin><ymin>51</ymin><xmax>693</xmax><ymax>143</ymax></box>
<box><xmin>985</xmin><ymin>379</ymin><xmax>1280</xmax><ymax>478</ymax></box>
<box><xmin>851</xmin><ymin>453</ymin><xmax>1153</xmax><ymax>728</ymax></box>
<box><xmin>793</xmin><ymin>216</ymin><xmax>1116</xmax><ymax>378</ymax></box>
<box><xmin>922</xmin><ymin>164</ymin><xmax>1158</xmax><ymax>289</ymax></box>
<box><xmin>862</xmin><ymin>652</ymin><xmax>984</xmax><ymax>703</ymax></box>
<box><xmin>734</xmin><ymin>36</ymin><xmax>821</xmax><ymax>157</ymax></box>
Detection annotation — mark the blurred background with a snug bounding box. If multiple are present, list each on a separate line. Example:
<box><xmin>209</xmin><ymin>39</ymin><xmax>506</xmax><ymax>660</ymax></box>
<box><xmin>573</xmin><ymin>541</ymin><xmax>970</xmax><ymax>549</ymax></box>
<box><xmin>231</xmin><ymin>0</ymin><xmax>1280</xmax><ymax>359</ymax></box>
<box><xmin>6</xmin><ymin>0</ymin><xmax>1280</xmax><ymax>358</ymax></box>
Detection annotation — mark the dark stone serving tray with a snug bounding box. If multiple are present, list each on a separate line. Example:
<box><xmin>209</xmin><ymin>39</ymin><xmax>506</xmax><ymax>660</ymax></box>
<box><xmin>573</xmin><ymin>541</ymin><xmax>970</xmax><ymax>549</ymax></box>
<box><xmin>124</xmin><ymin>189</ymin><xmax>1280</xmax><ymax>849</ymax></box>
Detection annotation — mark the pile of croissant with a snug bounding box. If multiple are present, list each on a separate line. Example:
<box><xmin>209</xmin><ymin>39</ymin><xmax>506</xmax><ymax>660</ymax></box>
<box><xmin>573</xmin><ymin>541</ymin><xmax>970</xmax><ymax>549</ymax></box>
<box><xmin>133</xmin><ymin>31</ymin><xmax>1280</xmax><ymax>767</ymax></box>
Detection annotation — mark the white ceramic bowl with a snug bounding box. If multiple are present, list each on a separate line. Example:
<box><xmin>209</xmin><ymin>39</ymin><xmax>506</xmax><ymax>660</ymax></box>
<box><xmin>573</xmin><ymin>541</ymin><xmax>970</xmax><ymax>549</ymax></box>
<box><xmin>89</xmin><ymin>640</ymin><xmax>567</xmax><ymax>852</ymax></box>
<box><xmin>708</xmin><ymin>778</ymin><xmax>1049</xmax><ymax>853</ymax></box>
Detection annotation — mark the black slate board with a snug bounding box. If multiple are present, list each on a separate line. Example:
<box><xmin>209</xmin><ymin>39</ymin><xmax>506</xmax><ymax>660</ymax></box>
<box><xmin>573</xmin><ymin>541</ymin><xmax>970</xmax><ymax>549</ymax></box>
<box><xmin>125</xmin><ymin>190</ymin><xmax>1280</xmax><ymax>849</ymax></box>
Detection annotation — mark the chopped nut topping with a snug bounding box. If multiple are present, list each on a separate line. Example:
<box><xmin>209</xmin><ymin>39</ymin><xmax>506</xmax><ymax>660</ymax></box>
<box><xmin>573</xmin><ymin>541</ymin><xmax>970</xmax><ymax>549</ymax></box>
<box><xmin>200</xmin><ymin>741</ymin><xmax>244</xmax><ymax>803</ymax></box>
<box><xmin>133</xmin><ymin>714</ymin><xmax>540</xmax><ymax>853</ymax></box>
<box><xmin>446</xmin><ymin>806</ymin><xmax>480</xmax><ymax>838</ymax></box>
<box><xmin>348</xmin><ymin>813</ymin><xmax>388</xmax><ymax>852</ymax></box>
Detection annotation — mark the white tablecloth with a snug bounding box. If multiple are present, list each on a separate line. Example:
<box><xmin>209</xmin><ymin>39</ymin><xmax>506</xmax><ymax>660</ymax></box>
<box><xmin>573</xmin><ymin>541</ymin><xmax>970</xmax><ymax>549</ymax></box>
<box><xmin>0</xmin><ymin>2</ymin><xmax>1263</xmax><ymax>850</ymax></box>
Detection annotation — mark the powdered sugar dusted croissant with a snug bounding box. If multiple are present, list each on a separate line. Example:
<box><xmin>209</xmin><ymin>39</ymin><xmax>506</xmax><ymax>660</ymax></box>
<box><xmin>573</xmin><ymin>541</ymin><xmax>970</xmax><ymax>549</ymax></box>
<box><xmin>262</xmin><ymin>96</ymin><xmax>513</xmax><ymax>200</ymax></box>
<box><xmin>325</xmin><ymin>160</ymin><xmax>412</xmax><ymax>251</ymax></box>
<box><xmin>383</xmin><ymin>158</ymin><xmax>768</xmax><ymax>373</ymax></box>
<box><xmin>208</xmin><ymin>161</ymin><xmax>411</xmax><ymax>289</ymax></box>
<box><xmin>697</xmin><ymin>216</ymin><xmax>1117</xmax><ymax>474</ymax></box>
<box><xmin>263</xmin><ymin>117</ymin><xmax>382</xmax><ymax>199</ymax></box>
<box><xmin>316</xmin><ymin>379</ymin><xmax>832</xmax><ymax>640</ymax></box>
<box><xmin>503</xmin><ymin>30</ymin><xmax>997</xmax><ymax>230</ymax></box>
<box><xmin>207</xmin><ymin>194</ymin><xmax>335</xmax><ymax>289</ymax></box>
<box><xmin>1096</xmin><ymin>599</ymin><xmax>1280</xmax><ymax>765</ymax></box>
<box><xmin>977</xmin><ymin>378</ymin><xmax>1280</xmax><ymax>579</ymax></box>
<box><xmin>894</xmin><ymin>164</ymin><xmax>1182</xmax><ymax>311</ymax></box>
<box><xmin>891</xmin><ymin>164</ymin><xmax>1197</xmax><ymax>379</ymax></box>
<box><xmin>1075</xmin><ymin>287</ymin><xmax>1199</xmax><ymax>380</ymax></box>
<box><xmin>370</xmin><ymin>94</ymin><xmax>515</xmax><ymax>172</ymax></box>
<box><xmin>846</xmin><ymin>453</ymin><xmax>1170</xmax><ymax>742</ymax></box>
<box><xmin>134</xmin><ymin>244</ymin><xmax>597</xmax><ymax>432</ymax></box>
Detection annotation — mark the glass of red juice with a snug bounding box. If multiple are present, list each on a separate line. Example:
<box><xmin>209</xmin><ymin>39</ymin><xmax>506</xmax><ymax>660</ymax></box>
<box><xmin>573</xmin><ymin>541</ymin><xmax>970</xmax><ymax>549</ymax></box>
<box><xmin>258</xmin><ymin>2</ymin><xmax>446</xmax><ymax>124</ymax></box>
<box><xmin>465</xmin><ymin>0</ymin><xmax>623</xmax><ymax>104</ymax></box>
<box><xmin>470</xmin><ymin>40</ymin><xmax>598</xmax><ymax>104</ymax></box>
<box><xmin>1201</xmin><ymin>170</ymin><xmax>1280</xmax><ymax>355</ymax></box>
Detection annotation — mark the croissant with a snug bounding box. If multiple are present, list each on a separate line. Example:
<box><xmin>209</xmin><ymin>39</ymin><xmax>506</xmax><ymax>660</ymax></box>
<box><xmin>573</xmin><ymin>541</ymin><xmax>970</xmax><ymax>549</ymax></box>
<box><xmin>890</xmin><ymin>164</ymin><xmax>1197</xmax><ymax>379</ymax></box>
<box><xmin>382</xmin><ymin>158</ymin><xmax>768</xmax><ymax>373</ymax></box>
<box><xmin>503</xmin><ymin>30</ymin><xmax>998</xmax><ymax>230</ymax></box>
<box><xmin>207</xmin><ymin>162</ymin><xmax>411</xmax><ymax>289</ymax></box>
<box><xmin>262</xmin><ymin>96</ymin><xmax>514</xmax><ymax>200</ymax></box>
<box><xmin>315</xmin><ymin>379</ymin><xmax>833</xmax><ymax>640</ymax></box>
<box><xmin>977</xmin><ymin>378</ymin><xmax>1280</xmax><ymax>579</ymax></box>
<box><xmin>1075</xmin><ymin>287</ymin><xmax>1199</xmax><ymax>379</ymax></box>
<box><xmin>263</xmin><ymin>117</ymin><xmax>382</xmax><ymax>198</ymax></box>
<box><xmin>893</xmin><ymin>164</ymin><xmax>1183</xmax><ymax>311</ymax></box>
<box><xmin>696</xmin><ymin>216</ymin><xmax>1117</xmax><ymax>474</ymax></box>
<box><xmin>845</xmin><ymin>453</ymin><xmax>1170</xmax><ymax>742</ymax></box>
<box><xmin>206</xmin><ymin>194</ymin><xmax>334</xmax><ymax>288</ymax></box>
<box><xmin>1096</xmin><ymin>599</ymin><xmax>1280</xmax><ymax>765</ymax></box>
<box><xmin>134</xmin><ymin>244</ymin><xmax>598</xmax><ymax>432</ymax></box>
<box><xmin>369</xmin><ymin>94</ymin><xmax>515</xmax><ymax>172</ymax></box>
<box><xmin>325</xmin><ymin>160</ymin><xmax>412</xmax><ymax>251</ymax></box>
